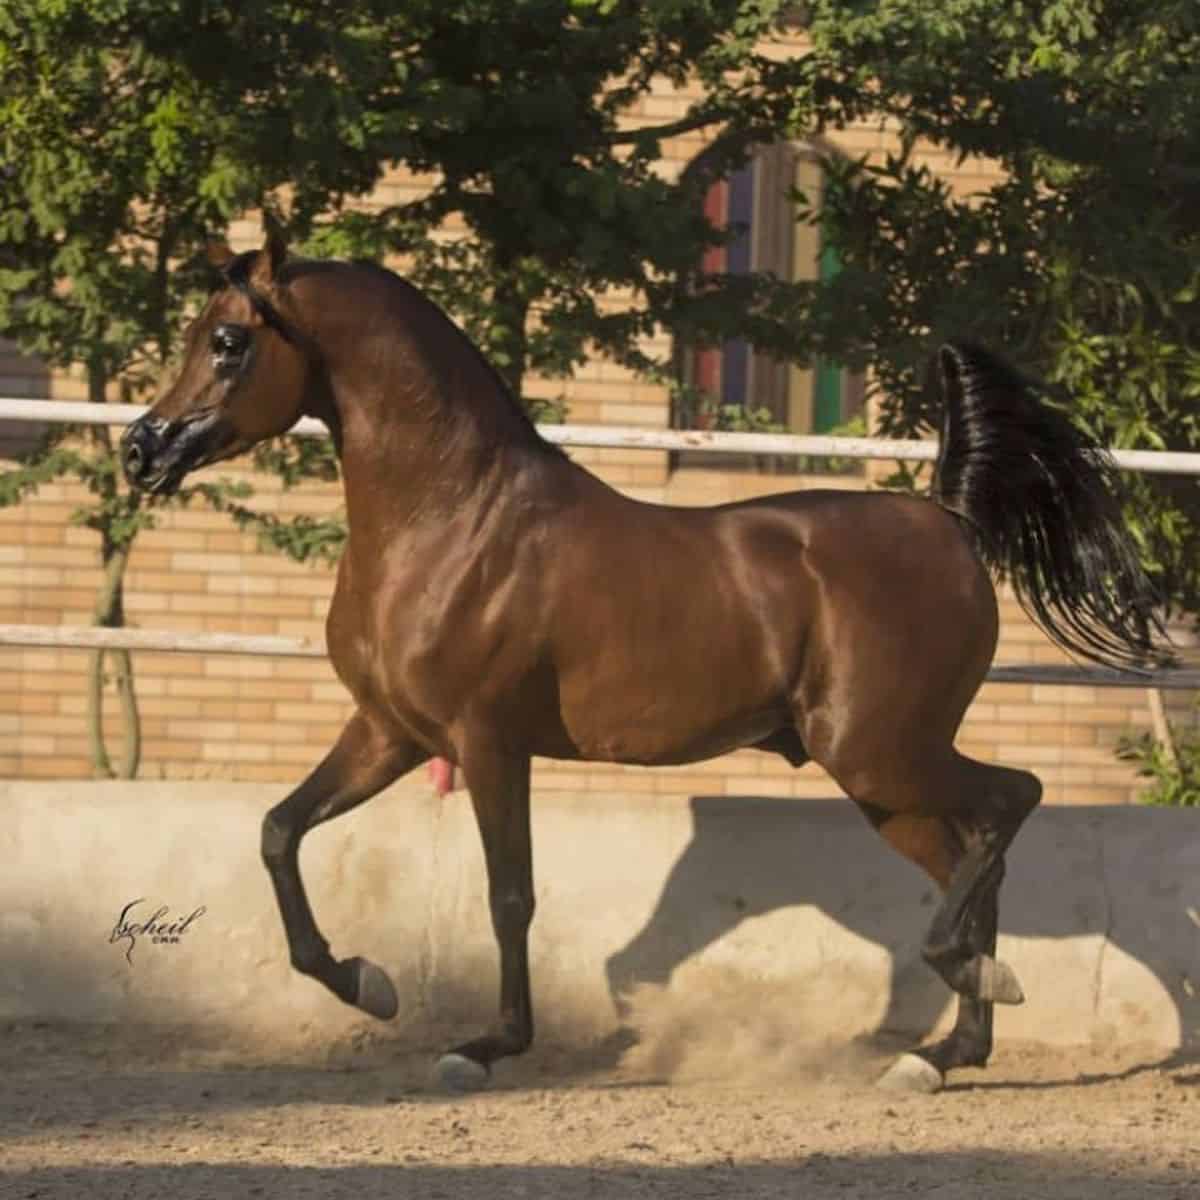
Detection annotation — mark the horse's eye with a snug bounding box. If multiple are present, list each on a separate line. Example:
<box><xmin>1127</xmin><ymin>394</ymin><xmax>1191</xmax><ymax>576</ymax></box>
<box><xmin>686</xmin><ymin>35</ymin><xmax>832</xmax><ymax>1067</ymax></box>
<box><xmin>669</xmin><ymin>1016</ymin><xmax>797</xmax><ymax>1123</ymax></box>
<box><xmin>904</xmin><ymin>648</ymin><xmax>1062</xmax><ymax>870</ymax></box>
<box><xmin>211</xmin><ymin>323</ymin><xmax>250</xmax><ymax>367</ymax></box>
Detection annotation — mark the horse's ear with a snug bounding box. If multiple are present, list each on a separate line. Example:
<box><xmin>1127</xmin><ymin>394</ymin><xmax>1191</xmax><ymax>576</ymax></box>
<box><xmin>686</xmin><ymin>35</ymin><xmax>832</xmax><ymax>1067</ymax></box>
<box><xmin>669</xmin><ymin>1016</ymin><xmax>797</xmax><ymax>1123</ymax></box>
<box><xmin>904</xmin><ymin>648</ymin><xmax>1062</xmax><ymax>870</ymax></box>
<box><xmin>250</xmin><ymin>223</ymin><xmax>288</xmax><ymax>287</ymax></box>
<box><xmin>205</xmin><ymin>239</ymin><xmax>235</xmax><ymax>271</ymax></box>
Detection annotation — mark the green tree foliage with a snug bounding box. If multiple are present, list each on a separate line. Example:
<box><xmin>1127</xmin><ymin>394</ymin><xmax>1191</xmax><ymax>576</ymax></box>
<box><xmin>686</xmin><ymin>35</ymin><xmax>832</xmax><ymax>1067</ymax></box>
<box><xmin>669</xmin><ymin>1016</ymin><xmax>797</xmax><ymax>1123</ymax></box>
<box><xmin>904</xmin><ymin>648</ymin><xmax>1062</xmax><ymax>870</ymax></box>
<box><xmin>197</xmin><ymin>0</ymin><xmax>824</xmax><ymax>400</ymax></box>
<box><xmin>797</xmin><ymin>0</ymin><xmax>1200</xmax><ymax>615</ymax></box>
<box><xmin>3</xmin><ymin>0</ymin><xmax>1198</xmax><ymax>784</ymax></box>
<box><xmin>793</xmin><ymin>0</ymin><xmax>1200</xmax><ymax>800</ymax></box>
<box><xmin>0</xmin><ymin>0</ymin><xmax>366</xmax><ymax>775</ymax></box>
<box><xmin>1117</xmin><ymin>714</ymin><xmax>1200</xmax><ymax>808</ymax></box>
<box><xmin>0</xmin><ymin>0</ymin><xmax>826</xmax><ymax>777</ymax></box>
<box><xmin>182</xmin><ymin>2</ymin><xmax>1196</xmax><ymax>613</ymax></box>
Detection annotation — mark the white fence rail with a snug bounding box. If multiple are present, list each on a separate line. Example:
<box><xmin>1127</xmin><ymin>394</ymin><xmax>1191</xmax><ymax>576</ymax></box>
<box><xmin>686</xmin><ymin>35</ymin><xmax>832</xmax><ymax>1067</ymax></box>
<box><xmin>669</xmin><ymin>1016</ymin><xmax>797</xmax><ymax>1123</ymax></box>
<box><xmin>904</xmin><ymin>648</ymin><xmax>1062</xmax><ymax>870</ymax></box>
<box><xmin>2</xmin><ymin>398</ymin><xmax>1198</xmax><ymax>690</ymax></box>
<box><xmin>3</xmin><ymin>627</ymin><xmax>1199</xmax><ymax>691</ymax></box>
<box><xmin>4</xmin><ymin>397</ymin><xmax>1200</xmax><ymax>474</ymax></box>
<box><xmin>0</xmin><ymin>623</ymin><xmax>324</xmax><ymax>658</ymax></box>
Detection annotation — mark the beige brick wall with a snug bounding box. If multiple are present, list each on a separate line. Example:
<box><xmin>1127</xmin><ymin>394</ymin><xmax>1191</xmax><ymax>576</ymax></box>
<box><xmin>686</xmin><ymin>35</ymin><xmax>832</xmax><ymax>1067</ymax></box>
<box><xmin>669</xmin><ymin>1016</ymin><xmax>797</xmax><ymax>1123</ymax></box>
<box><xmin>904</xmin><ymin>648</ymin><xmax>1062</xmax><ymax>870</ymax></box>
<box><xmin>0</xmin><ymin>448</ymin><xmax>1185</xmax><ymax>803</ymax></box>
<box><xmin>1</xmin><ymin>40</ymin><xmax>1192</xmax><ymax>802</ymax></box>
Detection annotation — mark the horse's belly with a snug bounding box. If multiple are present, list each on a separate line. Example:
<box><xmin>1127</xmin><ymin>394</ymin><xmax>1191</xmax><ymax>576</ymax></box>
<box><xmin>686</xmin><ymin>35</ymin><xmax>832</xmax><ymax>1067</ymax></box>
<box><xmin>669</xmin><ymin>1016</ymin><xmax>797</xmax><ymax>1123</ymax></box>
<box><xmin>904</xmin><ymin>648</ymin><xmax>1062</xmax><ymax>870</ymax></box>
<box><xmin>558</xmin><ymin>710</ymin><xmax>783</xmax><ymax>766</ymax></box>
<box><xmin>553</xmin><ymin>665</ymin><xmax>787</xmax><ymax>766</ymax></box>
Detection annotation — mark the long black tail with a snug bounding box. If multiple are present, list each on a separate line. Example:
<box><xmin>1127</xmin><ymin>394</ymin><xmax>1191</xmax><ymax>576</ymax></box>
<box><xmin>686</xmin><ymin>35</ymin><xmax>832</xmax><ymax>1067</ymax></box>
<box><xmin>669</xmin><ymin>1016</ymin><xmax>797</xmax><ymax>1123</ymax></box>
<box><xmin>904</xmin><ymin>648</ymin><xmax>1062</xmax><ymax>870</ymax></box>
<box><xmin>932</xmin><ymin>341</ymin><xmax>1172</xmax><ymax>670</ymax></box>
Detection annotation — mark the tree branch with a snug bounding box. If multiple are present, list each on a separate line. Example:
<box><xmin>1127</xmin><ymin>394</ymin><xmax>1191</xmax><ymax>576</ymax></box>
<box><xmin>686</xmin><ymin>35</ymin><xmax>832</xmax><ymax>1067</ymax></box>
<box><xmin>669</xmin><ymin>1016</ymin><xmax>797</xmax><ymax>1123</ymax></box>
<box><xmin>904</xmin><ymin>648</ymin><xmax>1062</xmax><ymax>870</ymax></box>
<box><xmin>605</xmin><ymin>107</ymin><xmax>737</xmax><ymax>146</ymax></box>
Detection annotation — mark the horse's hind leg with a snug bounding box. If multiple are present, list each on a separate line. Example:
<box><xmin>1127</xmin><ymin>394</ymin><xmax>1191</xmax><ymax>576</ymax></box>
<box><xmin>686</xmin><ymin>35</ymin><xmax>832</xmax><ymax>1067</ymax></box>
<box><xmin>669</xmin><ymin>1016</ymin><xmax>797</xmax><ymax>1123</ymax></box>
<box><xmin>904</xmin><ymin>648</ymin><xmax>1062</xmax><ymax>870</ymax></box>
<box><xmin>934</xmin><ymin>877</ymin><xmax>1001</xmax><ymax>1074</ymax></box>
<box><xmin>863</xmin><ymin>756</ymin><xmax>1041</xmax><ymax>1092</ymax></box>
<box><xmin>260</xmin><ymin>711</ymin><xmax>427</xmax><ymax>1019</ymax></box>
<box><xmin>875</xmin><ymin>834</ymin><xmax>1005</xmax><ymax>1093</ymax></box>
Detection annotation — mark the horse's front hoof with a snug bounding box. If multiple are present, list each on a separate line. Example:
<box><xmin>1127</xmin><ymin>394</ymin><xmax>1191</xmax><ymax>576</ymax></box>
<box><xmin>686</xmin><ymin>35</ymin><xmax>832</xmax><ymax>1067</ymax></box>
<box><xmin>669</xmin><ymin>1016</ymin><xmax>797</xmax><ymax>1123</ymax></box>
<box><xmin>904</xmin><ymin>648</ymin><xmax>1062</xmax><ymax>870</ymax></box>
<box><xmin>436</xmin><ymin>1052</ymin><xmax>490</xmax><ymax>1093</ymax></box>
<box><xmin>876</xmin><ymin>1053</ymin><xmax>944</xmax><ymax>1095</ymax></box>
<box><xmin>978</xmin><ymin>956</ymin><xmax>1025</xmax><ymax>1005</ymax></box>
<box><xmin>349</xmin><ymin>957</ymin><xmax>399</xmax><ymax>1020</ymax></box>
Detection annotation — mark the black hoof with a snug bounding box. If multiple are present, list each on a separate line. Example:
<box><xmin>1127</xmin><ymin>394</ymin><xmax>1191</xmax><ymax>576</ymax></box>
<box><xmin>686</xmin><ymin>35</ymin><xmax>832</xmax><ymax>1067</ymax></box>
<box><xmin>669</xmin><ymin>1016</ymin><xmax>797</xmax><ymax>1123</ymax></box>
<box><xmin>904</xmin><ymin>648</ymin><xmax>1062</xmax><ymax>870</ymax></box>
<box><xmin>349</xmin><ymin>957</ymin><xmax>398</xmax><ymax>1020</ymax></box>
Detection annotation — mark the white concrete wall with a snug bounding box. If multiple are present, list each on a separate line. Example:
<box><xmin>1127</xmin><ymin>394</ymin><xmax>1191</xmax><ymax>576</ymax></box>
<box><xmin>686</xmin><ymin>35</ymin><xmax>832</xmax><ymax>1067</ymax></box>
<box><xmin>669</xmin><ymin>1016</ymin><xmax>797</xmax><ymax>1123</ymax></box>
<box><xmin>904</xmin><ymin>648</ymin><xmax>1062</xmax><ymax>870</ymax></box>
<box><xmin>1</xmin><ymin>780</ymin><xmax>1197</xmax><ymax>1055</ymax></box>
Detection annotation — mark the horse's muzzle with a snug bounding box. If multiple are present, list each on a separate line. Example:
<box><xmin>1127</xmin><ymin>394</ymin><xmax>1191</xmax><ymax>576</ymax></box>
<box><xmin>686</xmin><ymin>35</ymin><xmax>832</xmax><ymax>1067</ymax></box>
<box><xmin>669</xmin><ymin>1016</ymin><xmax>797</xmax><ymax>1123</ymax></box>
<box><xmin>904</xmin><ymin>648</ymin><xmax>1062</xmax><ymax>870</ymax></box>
<box><xmin>120</xmin><ymin>411</ymin><xmax>224</xmax><ymax>495</ymax></box>
<box><xmin>120</xmin><ymin>417</ymin><xmax>170</xmax><ymax>490</ymax></box>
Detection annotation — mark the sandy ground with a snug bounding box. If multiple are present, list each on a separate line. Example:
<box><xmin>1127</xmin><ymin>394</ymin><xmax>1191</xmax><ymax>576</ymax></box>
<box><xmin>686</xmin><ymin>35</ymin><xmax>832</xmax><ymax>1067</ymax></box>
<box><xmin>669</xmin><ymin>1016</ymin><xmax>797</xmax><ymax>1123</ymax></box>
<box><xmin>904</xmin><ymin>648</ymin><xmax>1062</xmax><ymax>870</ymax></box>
<box><xmin>1</xmin><ymin>1017</ymin><xmax>1197</xmax><ymax>1200</ymax></box>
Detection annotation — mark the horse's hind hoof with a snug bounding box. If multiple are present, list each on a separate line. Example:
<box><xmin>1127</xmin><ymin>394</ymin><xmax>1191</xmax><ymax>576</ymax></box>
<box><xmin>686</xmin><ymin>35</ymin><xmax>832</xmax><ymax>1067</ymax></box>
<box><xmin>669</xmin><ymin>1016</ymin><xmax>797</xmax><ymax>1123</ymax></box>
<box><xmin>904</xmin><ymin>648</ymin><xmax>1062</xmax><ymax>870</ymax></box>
<box><xmin>350</xmin><ymin>957</ymin><xmax>399</xmax><ymax>1020</ymax></box>
<box><xmin>436</xmin><ymin>1053</ymin><xmax>490</xmax><ymax>1093</ymax></box>
<box><xmin>979</xmin><ymin>957</ymin><xmax>1025</xmax><ymax>1005</ymax></box>
<box><xmin>876</xmin><ymin>1053</ymin><xmax>944</xmax><ymax>1095</ymax></box>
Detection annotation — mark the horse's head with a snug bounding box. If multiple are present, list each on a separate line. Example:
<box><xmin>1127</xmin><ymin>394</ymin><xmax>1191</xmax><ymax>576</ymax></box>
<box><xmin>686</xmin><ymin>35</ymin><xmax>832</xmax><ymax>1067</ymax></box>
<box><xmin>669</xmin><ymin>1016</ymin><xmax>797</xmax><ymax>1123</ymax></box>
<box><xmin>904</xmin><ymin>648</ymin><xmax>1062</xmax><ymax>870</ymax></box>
<box><xmin>122</xmin><ymin>232</ymin><xmax>319</xmax><ymax>495</ymax></box>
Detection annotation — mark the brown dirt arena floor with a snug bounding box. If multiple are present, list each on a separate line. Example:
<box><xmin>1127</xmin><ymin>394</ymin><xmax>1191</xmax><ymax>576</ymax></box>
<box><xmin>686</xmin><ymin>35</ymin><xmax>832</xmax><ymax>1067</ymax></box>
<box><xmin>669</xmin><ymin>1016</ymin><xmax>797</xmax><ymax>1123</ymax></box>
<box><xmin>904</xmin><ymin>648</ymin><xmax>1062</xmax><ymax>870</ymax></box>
<box><xmin>1</xmin><ymin>1017</ymin><xmax>1197</xmax><ymax>1199</ymax></box>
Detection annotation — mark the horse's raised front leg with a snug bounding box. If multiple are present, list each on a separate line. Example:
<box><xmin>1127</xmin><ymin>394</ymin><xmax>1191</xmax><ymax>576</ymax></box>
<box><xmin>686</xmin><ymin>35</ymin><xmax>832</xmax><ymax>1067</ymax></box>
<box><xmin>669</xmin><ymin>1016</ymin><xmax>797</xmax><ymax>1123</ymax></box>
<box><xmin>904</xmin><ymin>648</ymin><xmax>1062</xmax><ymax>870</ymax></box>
<box><xmin>436</xmin><ymin>739</ymin><xmax>534</xmax><ymax>1091</ymax></box>
<box><xmin>260</xmin><ymin>710</ymin><xmax>427</xmax><ymax>1018</ymax></box>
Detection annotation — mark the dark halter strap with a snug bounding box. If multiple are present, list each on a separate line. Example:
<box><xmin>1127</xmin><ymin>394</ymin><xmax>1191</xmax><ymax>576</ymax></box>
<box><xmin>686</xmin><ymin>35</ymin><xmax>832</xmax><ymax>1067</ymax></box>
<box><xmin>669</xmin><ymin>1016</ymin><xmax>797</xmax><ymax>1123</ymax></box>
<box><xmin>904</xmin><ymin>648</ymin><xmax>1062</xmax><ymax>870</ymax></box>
<box><xmin>223</xmin><ymin>249</ymin><xmax>309</xmax><ymax>349</ymax></box>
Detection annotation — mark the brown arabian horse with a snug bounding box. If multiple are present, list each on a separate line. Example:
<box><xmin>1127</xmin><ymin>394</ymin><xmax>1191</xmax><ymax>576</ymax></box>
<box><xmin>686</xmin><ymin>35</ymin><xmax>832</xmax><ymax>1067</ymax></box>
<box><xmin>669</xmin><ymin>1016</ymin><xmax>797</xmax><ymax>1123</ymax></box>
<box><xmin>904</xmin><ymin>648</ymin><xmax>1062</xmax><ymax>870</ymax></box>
<box><xmin>122</xmin><ymin>233</ymin><xmax>1168</xmax><ymax>1094</ymax></box>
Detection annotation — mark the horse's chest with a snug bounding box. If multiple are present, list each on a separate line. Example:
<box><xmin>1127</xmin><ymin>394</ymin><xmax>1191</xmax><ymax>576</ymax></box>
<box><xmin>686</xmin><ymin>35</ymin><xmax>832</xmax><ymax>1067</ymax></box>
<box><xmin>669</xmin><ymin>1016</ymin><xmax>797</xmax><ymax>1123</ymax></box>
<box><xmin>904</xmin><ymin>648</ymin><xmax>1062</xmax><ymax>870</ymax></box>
<box><xmin>325</xmin><ymin>565</ymin><xmax>412</xmax><ymax>697</ymax></box>
<box><xmin>325</xmin><ymin>562</ymin><xmax>502</xmax><ymax>713</ymax></box>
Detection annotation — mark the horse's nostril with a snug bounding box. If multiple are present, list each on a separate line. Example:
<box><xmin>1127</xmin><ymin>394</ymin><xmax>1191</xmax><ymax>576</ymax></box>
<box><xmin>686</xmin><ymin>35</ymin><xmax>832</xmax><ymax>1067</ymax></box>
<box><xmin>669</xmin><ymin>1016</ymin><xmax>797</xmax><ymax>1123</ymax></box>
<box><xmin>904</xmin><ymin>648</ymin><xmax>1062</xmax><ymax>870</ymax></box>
<box><xmin>120</xmin><ymin>422</ymin><xmax>159</xmax><ymax>486</ymax></box>
<box><xmin>123</xmin><ymin>440</ymin><xmax>144</xmax><ymax>477</ymax></box>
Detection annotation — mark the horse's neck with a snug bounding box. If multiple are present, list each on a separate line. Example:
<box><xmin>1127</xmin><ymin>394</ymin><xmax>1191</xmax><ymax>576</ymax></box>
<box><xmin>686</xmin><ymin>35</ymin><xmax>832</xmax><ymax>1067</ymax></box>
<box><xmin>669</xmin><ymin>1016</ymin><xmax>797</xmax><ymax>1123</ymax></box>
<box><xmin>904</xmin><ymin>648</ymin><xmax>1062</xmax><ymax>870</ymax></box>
<box><xmin>311</xmin><ymin>277</ymin><xmax>567</xmax><ymax>542</ymax></box>
<box><xmin>332</xmin><ymin>390</ymin><xmax>565</xmax><ymax>548</ymax></box>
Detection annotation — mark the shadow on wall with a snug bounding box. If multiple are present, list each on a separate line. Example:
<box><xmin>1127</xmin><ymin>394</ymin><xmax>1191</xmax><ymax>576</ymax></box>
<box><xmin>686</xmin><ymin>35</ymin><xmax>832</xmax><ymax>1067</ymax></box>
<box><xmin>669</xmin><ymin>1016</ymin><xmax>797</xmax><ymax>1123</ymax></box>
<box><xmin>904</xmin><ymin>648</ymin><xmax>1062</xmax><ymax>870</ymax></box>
<box><xmin>3</xmin><ymin>786</ymin><xmax>1198</xmax><ymax>1084</ymax></box>
<box><xmin>604</xmin><ymin>798</ymin><xmax>1200</xmax><ymax>1059</ymax></box>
